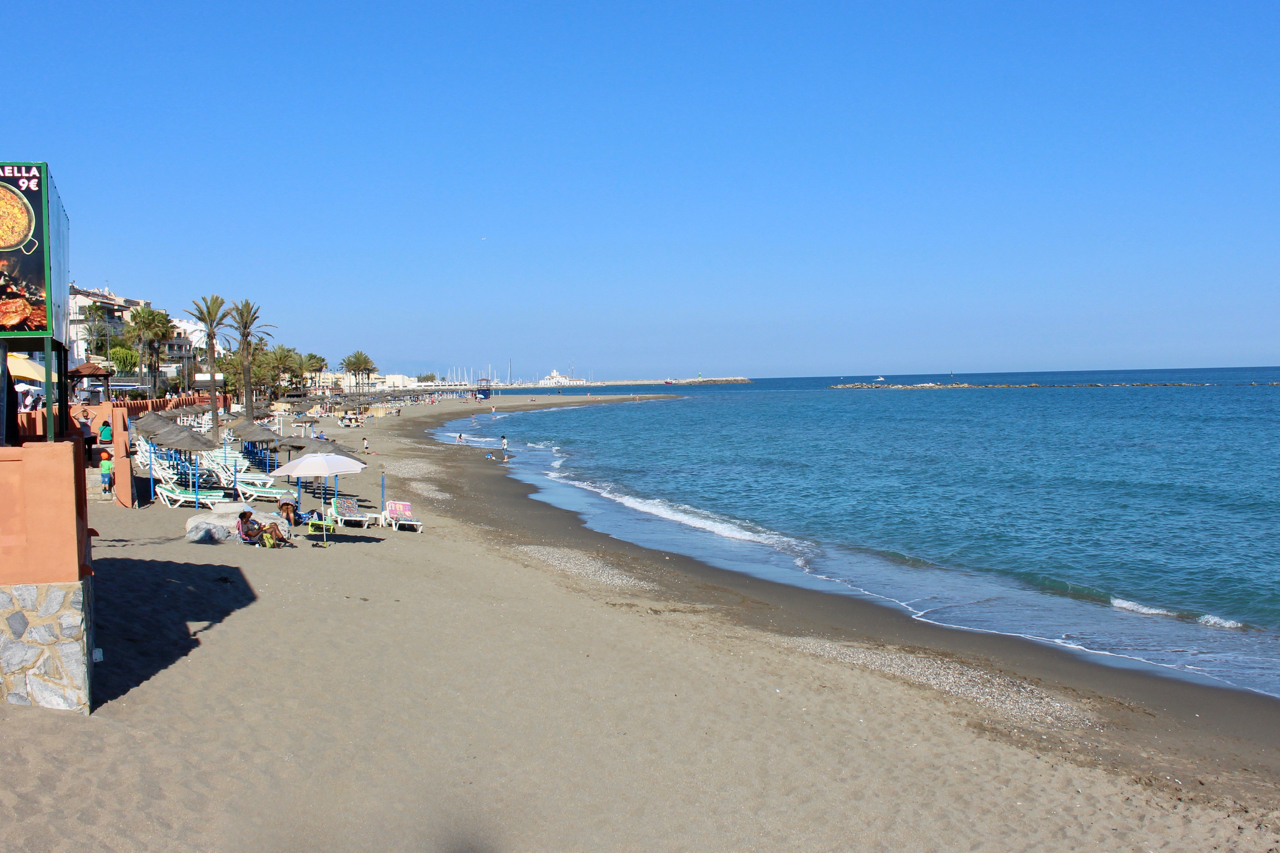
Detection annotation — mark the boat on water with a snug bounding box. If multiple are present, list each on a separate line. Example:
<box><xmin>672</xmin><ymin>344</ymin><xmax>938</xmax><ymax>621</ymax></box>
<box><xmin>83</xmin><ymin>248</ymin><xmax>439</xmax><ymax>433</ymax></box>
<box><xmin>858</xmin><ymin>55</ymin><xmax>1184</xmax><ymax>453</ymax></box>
<box><xmin>875</xmin><ymin>376</ymin><xmax>885</xmax><ymax>381</ymax></box>
<box><xmin>664</xmin><ymin>379</ymin><xmax>675</xmax><ymax>385</ymax></box>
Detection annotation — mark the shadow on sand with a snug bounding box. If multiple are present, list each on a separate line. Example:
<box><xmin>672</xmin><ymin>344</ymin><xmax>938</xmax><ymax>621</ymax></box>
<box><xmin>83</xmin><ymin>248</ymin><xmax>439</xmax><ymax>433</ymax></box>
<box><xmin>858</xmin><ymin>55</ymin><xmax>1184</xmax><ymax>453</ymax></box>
<box><xmin>91</xmin><ymin>557</ymin><xmax>257</xmax><ymax>709</ymax></box>
<box><xmin>303</xmin><ymin>532</ymin><xmax>385</xmax><ymax>546</ymax></box>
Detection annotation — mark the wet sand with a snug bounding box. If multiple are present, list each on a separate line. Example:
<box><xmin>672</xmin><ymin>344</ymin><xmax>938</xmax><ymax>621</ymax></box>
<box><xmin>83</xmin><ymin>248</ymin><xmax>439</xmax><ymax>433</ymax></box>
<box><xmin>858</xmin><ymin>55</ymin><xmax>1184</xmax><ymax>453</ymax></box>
<box><xmin>2</xmin><ymin>394</ymin><xmax>1279</xmax><ymax>851</ymax></box>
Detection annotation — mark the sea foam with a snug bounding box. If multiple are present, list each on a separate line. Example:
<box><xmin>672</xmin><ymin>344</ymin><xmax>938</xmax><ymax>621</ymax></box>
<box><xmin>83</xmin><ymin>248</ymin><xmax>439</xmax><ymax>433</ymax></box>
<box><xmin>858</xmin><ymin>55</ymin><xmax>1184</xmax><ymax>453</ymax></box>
<box><xmin>1110</xmin><ymin>598</ymin><xmax>1177</xmax><ymax>617</ymax></box>
<box><xmin>1197</xmin><ymin>614</ymin><xmax>1244</xmax><ymax>629</ymax></box>
<box><xmin>556</xmin><ymin>476</ymin><xmax>811</xmax><ymax>555</ymax></box>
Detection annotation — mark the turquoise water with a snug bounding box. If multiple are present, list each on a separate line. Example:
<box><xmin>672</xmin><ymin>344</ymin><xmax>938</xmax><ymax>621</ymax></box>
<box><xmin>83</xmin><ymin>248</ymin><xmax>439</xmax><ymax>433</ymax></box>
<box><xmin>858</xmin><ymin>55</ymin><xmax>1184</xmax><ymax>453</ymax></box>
<box><xmin>440</xmin><ymin>368</ymin><xmax>1280</xmax><ymax>696</ymax></box>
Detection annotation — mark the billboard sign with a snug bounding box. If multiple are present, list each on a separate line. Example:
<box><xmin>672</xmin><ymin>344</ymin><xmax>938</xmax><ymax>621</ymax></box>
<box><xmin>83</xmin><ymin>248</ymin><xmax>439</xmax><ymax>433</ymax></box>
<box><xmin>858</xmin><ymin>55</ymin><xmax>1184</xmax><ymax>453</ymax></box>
<box><xmin>0</xmin><ymin>163</ymin><xmax>69</xmax><ymax>344</ymax></box>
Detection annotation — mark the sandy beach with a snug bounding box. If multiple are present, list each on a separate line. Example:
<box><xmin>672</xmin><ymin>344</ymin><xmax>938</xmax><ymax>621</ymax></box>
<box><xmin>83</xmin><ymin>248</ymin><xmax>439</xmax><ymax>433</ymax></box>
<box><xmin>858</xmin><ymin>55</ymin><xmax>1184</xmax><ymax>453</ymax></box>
<box><xmin>3</xmin><ymin>395</ymin><xmax>1279</xmax><ymax>852</ymax></box>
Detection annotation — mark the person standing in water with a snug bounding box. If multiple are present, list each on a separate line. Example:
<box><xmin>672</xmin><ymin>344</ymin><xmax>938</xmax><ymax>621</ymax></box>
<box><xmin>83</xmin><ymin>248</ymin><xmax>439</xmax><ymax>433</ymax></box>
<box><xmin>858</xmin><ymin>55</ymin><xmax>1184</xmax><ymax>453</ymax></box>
<box><xmin>501</xmin><ymin>435</ymin><xmax>508</xmax><ymax>453</ymax></box>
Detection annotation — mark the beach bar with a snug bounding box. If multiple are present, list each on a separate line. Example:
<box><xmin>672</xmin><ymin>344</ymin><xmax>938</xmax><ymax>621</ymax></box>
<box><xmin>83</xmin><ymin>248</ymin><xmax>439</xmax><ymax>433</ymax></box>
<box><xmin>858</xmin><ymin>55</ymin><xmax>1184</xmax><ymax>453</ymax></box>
<box><xmin>0</xmin><ymin>162</ymin><xmax>95</xmax><ymax>713</ymax></box>
<box><xmin>0</xmin><ymin>440</ymin><xmax>95</xmax><ymax>713</ymax></box>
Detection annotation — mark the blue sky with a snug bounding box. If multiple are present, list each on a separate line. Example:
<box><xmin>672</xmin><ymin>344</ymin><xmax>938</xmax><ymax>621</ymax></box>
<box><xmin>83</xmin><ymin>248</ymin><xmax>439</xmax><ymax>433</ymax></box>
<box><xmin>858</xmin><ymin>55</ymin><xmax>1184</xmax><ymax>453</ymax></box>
<box><xmin>11</xmin><ymin>2</ymin><xmax>1278</xmax><ymax>378</ymax></box>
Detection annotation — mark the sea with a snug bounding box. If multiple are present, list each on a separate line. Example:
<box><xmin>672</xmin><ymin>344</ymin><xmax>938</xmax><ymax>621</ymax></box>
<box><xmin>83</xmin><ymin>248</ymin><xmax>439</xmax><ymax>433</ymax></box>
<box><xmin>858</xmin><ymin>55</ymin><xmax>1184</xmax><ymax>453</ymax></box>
<box><xmin>437</xmin><ymin>367</ymin><xmax>1280</xmax><ymax>698</ymax></box>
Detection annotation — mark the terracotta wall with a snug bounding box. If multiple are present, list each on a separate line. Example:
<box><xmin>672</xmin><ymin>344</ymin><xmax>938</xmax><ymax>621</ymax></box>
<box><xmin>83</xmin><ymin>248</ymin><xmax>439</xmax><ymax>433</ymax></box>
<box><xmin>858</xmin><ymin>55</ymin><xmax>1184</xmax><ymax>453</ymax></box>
<box><xmin>17</xmin><ymin>393</ymin><xmax>232</xmax><ymax>438</ymax></box>
<box><xmin>0</xmin><ymin>440</ymin><xmax>92</xmax><ymax>585</ymax></box>
<box><xmin>111</xmin><ymin>393</ymin><xmax>231</xmax><ymax>420</ymax></box>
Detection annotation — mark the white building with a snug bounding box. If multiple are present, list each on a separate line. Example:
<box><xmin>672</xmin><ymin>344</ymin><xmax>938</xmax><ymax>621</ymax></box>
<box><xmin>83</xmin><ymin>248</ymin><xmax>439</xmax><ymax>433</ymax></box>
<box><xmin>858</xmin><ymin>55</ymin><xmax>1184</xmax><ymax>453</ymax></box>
<box><xmin>68</xmin><ymin>285</ymin><xmax>203</xmax><ymax>378</ymax></box>
<box><xmin>171</xmin><ymin>318</ymin><xmax>227</xmax><ymax>358</ymax></box>
<box><xmin>314</xmin><ymin>370</ymin><xmax>386</xmax><ymax>393</ymax></box>
<box><xmin>538</xmin><ymin>369</ymin><xmax>586</xmax><ymax>387</ymax></box>
<box><xmin>380</xmin><ymin>374</ymin><xmax>414</xmax><ymax>389</ymax></box>
<box><xmin>67</xmin><ymin>285</ymin><xmax>150</xmax><ymax>362</ymax></box>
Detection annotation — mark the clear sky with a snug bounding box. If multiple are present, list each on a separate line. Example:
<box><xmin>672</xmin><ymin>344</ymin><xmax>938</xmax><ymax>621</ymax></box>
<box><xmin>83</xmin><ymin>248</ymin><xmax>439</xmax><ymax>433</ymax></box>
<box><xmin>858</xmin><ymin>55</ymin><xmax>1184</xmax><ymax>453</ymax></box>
<box><xmin>10</xmin><ymin>2</ymin><xmax>1278</xmax><ymax>378</ymax></box>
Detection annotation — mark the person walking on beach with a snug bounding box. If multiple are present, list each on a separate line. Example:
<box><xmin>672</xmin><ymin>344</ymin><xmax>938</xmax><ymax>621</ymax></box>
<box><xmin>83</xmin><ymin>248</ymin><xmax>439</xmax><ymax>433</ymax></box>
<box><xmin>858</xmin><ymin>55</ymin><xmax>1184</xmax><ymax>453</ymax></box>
<box><xmin>362</xmin><ymin>437</ymin><xmax>370</xmax><ymax>454</ymax></box>
<box><xmin>501</xmin><ymin>435</ymin><xmax>508</xmax><ymax>453</ymax></box>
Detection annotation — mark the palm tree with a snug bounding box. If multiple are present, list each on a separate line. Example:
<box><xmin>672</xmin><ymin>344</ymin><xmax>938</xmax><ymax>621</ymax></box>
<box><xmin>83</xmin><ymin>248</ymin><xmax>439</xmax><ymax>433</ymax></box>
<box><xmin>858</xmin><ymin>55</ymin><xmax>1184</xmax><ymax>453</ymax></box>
<box><xmin>83</xmin><ymin>318</ymin><xmax>111</xmax><ymax>358</ymax></box>
<box><xmin>121</xmin><ymin>316</ymin><xmax>146</xmax><ymax>387</ymax></box>
<box><xmin>143</xmin><ymin>310</ymin><xmax>176</xmax><ymax>397</ymax></box>
<box><xmin>339</xmin><ymin>353</ymin><xmax>357</xmax><ymax>390</ymax></box>
<box><xmin>341</xmin><ymin>351</ymin><xmax>377</xmax><ymax>392</ymax></box>
<box><xmin>123</xmin><ymin>306</ymin><xmax>175</xmax><ymax>398</ymax></box>
<box><xmin>265</xmin><ymin>345</ymin><xmax>300</xmax><ymax>395</ymax></box>
<box><xmin>229</xmin><ymin>300</ymin><xmax>274</xmax><ymax>421</ymax></box>
<box><xmin>82</xmin><ymin>303</ymin><xmax>110</xmax><ymax>360</ymax></box>
<box><xmin>185</xmin><ymin>295</ymin><xmax>232</xmax><ymax>440</ymax></box>
<box><xmin>299</xmin><ymin>353</ymin><xmax>327</xmax><ymax>391</ymax></box>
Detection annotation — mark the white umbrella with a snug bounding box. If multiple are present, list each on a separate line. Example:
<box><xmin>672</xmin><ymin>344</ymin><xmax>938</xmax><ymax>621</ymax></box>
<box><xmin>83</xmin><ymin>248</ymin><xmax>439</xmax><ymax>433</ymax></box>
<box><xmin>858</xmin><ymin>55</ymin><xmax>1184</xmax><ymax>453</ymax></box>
<box><xmin>270</xmin><ymin>452</ymin><xmax>366</xmax><ymax>478</ymax></box>
<box><xmin>269</xmin><ymin>453</ymin><xmax>367</xmax><ymax>544</ymax></box>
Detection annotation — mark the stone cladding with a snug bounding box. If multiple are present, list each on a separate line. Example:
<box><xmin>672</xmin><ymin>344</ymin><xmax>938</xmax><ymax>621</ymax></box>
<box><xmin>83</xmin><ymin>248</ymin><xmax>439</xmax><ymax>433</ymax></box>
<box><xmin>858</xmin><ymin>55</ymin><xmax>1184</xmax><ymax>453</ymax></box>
<box><xmin>0</xmin><ymin>580</ymin><xmax>93</xmax><ymax>714</ymax></box>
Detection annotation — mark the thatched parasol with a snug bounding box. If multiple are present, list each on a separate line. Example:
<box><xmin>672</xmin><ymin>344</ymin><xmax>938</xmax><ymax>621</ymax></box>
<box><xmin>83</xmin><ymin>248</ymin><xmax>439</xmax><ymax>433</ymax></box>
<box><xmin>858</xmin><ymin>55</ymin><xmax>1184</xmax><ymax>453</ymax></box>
<box><xmin>235</xmin><ymin>423</ymin><xmax>282</xmax><ymax>443</ymax></box>
<box><xmin>272</xmin><ymin>436</ymin><xmax>361</xmax><ymax>461</ymax></box>
<box><xmin>134</xmin><ymin>412</ymin><xmax>176</xmax><ymax>437</ymax></box>
<box><xmin>150</xmin><ymin>425</ymin><xmax>218</xmax><ymax>451</ymax></box>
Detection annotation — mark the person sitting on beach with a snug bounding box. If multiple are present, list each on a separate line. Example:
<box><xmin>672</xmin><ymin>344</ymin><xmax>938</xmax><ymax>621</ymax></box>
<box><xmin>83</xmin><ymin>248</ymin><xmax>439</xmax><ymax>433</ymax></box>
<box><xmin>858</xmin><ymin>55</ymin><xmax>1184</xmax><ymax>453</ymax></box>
<box><xmin>276</xmin><ymin>493</ymin><xmax>299</xmax><ymax>526</ymax></box>
<box><xmin>237</xmin><ymin>510</ymin><xmax>290</xmax><ymax>548</ymax></box>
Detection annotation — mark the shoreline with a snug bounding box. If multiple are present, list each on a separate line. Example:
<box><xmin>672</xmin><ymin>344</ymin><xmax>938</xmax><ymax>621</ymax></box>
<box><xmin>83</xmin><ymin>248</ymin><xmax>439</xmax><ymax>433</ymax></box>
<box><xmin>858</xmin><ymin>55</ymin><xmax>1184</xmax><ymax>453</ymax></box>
<box><xmin>379</xmin><ymin>395</ymin><xmax>1280</xmax><ymax>810</ymax></box>
<box><xmin>7</xmin><ymin>392</ymin><xmax>1278</xmax><ymax>848</ymax></box>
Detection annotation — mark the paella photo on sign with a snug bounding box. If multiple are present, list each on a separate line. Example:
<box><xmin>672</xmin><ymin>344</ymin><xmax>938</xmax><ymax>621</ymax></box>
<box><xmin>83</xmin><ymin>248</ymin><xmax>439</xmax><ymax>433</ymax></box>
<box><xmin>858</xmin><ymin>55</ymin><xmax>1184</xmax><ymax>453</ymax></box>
<box><xmin>0</xmin><ymin>175</ymin><xmax>48</xmax><ymax>334</ymax></box>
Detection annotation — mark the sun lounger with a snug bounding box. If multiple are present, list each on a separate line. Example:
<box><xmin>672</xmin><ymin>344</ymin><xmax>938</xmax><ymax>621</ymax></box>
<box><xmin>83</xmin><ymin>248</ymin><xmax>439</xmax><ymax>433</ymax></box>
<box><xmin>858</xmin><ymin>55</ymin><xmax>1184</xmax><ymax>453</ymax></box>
<box><xmin>155</xmin><ymin>483</ymin><xmax>223</xmax><ymax>509</ymax></box>
<box><xmin>381</xmin><ymin>500</ymin><xmax>423</xmax><ymax>532</ymax></box>
<box><xmin>327</xmin><ymin>497</ymin><xmax>375</xmax><ymax>528</ymax></box>
<box><xmin>236</xmin><ymin>483</ymin><xmax>293</xmax><ymax>503</ymax></box>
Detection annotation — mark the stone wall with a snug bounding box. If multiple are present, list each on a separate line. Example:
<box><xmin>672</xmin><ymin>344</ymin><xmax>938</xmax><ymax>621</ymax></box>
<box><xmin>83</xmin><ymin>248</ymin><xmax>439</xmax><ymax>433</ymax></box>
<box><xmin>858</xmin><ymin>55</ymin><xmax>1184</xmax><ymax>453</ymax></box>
<box><xmin>0</xmin><ymin>580</ymin><xmax>93</xmax><ymax>714</ymax></box>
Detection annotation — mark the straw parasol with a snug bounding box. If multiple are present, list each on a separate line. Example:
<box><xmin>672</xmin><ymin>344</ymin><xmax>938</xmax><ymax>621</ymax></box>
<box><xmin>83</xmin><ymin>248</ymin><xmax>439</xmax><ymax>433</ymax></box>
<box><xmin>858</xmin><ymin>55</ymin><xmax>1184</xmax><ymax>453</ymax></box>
<box><xmin>151</xmin><ymin>425</ymin><xmax>218</xmax><ymax>451</ymax></box>
<box><xmin>273</xmin><ymin>437</ymin><xmax>361</xmax><ymax>460</ymax></box>
<box><xmin>234</xmin><ymin>423</ymin><xmax>282</xmax><ymax>443</ymax></box>
<box><xmin>134</xmin><ymin>412</ymin><xmax>176</xmax><ymax>437</ymax></box>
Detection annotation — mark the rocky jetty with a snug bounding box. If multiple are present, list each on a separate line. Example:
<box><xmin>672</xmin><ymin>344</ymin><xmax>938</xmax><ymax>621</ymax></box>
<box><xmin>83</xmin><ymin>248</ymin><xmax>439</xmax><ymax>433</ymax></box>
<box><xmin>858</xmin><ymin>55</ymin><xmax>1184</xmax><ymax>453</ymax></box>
<box><xmin>676</xmin><ymin>377</ymin><xmax>751</xmax><ymax>385</ymax></box>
